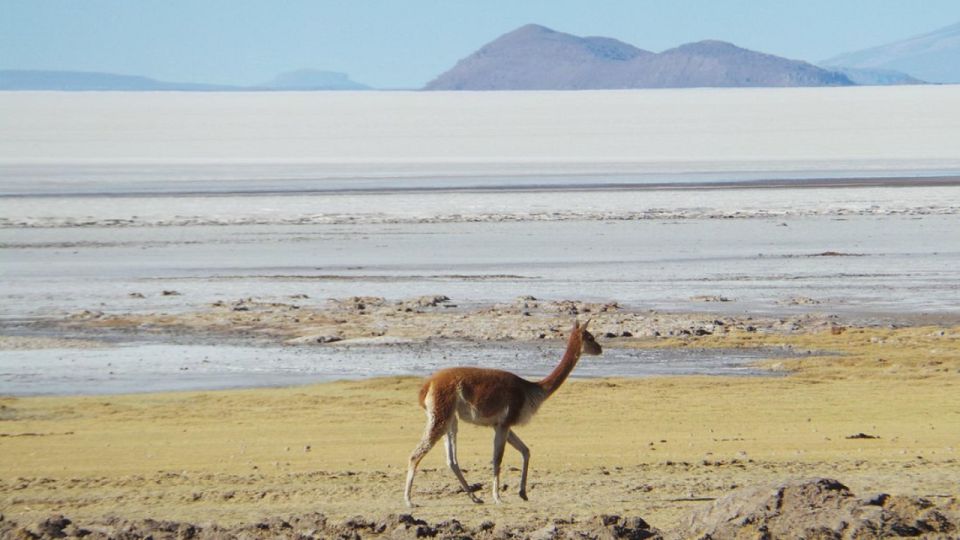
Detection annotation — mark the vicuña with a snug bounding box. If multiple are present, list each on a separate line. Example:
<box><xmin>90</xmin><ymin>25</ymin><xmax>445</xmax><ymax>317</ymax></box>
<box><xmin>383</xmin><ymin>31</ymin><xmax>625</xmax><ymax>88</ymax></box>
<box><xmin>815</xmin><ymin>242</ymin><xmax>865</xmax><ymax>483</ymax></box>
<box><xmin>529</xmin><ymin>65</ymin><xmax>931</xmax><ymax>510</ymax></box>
<box><xmin>404</xmin><ymin>319</ymin><xmax>602</xmax><ymax>506</ymax></box>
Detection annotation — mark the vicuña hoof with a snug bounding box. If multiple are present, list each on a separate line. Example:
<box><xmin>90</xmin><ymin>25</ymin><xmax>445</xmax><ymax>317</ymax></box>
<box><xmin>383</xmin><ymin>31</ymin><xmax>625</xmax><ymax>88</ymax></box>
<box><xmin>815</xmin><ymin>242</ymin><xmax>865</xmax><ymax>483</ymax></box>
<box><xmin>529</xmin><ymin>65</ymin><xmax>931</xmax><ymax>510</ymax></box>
<box><xmin>518</xmin><ymin>490</ymin><xmax>528</xmax><ymax>501</ymax></box>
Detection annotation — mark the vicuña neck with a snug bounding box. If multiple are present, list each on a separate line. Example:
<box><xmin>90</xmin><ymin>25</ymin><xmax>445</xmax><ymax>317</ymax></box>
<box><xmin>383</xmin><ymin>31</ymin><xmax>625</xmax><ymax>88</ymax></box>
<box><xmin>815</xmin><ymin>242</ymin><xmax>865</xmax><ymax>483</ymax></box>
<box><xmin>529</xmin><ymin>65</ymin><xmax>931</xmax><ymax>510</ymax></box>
<box><xmin>538</xmin><ymin>330</ymin><xmax>582</xmax><ymax>397</ymax></box>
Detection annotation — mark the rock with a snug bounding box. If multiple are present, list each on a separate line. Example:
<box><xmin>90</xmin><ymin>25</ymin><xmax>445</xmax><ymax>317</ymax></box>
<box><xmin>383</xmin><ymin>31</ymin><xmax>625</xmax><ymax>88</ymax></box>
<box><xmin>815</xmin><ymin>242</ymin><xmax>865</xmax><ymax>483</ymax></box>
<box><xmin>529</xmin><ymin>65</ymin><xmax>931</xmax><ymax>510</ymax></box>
<box><xmin>33</xmin><ymin>515</ymin><xmax>71</xmax><ymax>538</ymax></box>
<box><xmin>391</xmin><ymin>514</ymin><xmax>436</xmax><ymax>538</ymax></box>
<box><xmin>846</xmin><ymin>432</ymin><xmax>881</xmax><ymax>439</ymax></box>
<box><xmin>330</xmin><ymin>336</ymin><xmax>417</xmax><ymax>346</ymax></box>
<box><xmin>410</xmin><ymin>295</ymin><xmax>451</xmax><ymax>307</ymax></box>
<box><xmin>333</xmin><ymin>296</ymin><xmax>387</xmax><ymax>311</ymax></box>
<box><xmin>675</xmin><ymin>478</ymin><xmax>959</xmax><ymax>539</ymax></box>
<box><xmin>813</xmin><ymin>251</ymin><xmax>862</xmax><ymax>257</ymax></box>
<box><xmin>529</xmin><ymin>523</ymin><xmax>558</xmax><ymax>540</ymax></box>
<box><xmin>690</xmin><ymin>295</ymin><xmax>731</xmax><ymax>302</ymax></box>
<box><xmin>598</xmin><ymin>515</ymin><xmax>663</xmax><ymax>539</ymax></box>
<box><xmin>161</xmin><ymin>290</ymin><xmax>181</xmax><ymax>296</ymax></box>
<box><xmin>285</xmin><ymin>333</ymin><xmax>343</xmax><ymax>345</ymax></box>
<box><xmin>68</xmin><ymin>309</ymin><xmax>104</xmax><ymax>320</ymax></box>
<box><xmin>780</xmin><ymin>295</ymin><xmax>821</xmax><ymax>305</ymax></box>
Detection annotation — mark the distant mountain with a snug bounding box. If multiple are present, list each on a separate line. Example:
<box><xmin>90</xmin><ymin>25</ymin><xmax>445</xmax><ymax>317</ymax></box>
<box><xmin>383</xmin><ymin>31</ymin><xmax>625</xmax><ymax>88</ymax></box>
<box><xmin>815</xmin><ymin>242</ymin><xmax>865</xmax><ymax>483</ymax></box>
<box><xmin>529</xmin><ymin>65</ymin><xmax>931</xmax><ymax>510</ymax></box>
<box><xmin>425</xmin><ymin>24</ymin><xmax>652</xmax><ymax>90</ymax></box>
<box><xmin>0</xmin><ymin>69</ymin><xmax>372</xmax><ymax>91</ymax></box>
<box><xmin>425</xmin><ymin>24</ymin><xmax>852</xmax><ymax>90</ymax></box>
<box><xmin>822</xmin><ymin>22</ymin><xmax>960</xmax><ymax>83</ymax></box>
<box><xmin>826</xmin><ymin>66</ymin><xmax>925</xmax><ymax>86</ymax></box>
<box><xmin>0</xmin><ymin>70</ymin><xmax>235</xmax><ymax>91</ymax></box>
<box><xmin>260</xmin><ymin>69</ymin><xmax>370</xmax><ymax>90</ymax></box>
<box><xmin>623</xmin><ymin>40</ymin><xmax>851</xmax><ymax>88</ymax></box>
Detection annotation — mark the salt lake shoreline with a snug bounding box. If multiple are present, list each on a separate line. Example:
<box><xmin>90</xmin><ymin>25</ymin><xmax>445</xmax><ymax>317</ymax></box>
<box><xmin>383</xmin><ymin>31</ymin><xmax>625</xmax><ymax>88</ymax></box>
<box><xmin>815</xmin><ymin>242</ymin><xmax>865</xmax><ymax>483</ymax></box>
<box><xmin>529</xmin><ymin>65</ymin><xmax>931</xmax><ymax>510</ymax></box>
<box><xmin>4</xmin><ymin>171</ymin><xmax>960</xmax><ymax>199</ymax></box>
<box><xmin>3</xmin><ymin>294</ymin><xmax>959</xmax><ymax>396</ymax></box>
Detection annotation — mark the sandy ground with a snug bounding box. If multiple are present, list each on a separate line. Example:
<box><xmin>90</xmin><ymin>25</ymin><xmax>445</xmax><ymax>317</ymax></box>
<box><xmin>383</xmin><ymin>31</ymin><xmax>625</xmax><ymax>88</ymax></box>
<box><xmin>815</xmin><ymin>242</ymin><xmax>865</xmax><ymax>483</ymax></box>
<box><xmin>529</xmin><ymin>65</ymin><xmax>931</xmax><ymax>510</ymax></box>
<box><xmin>2</xmin><ymin>299</ymin><xmax>960</xmax><ymax>536</ymax></box>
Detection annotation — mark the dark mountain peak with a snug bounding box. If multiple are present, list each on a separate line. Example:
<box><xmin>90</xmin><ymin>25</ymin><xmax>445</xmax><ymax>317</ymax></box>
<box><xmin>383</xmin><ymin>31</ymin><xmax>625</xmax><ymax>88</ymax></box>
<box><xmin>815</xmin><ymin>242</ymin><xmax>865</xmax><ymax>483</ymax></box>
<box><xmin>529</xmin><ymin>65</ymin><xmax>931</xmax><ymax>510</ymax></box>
<box><xmin>509</xmin><ymin>23</ymin><xmax>557</xmax><ymax>37</ymax></box>
<box><xmin>426</xmin><ymin>24</ymin><xmax>651</xmax><ymax>90</ymax></box>
<box><xmin>479</xmin><ymin>24</ymin><xmax>649</xmax><ymax>58</ymax></box>
<box><xmin>483</xmin><ymin>24</ymin><xmax>563</xmax><ymax>50</ymax></box>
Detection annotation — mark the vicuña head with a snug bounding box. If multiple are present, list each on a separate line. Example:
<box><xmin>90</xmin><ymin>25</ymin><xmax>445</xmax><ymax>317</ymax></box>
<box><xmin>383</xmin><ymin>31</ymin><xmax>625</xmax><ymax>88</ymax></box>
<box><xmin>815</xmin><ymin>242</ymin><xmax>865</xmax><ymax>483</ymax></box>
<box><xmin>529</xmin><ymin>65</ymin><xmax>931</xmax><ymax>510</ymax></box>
<box><xmin>404</xmin><ymin>319</ymin><xmax>601</xmax><ymax>507</ymax></box>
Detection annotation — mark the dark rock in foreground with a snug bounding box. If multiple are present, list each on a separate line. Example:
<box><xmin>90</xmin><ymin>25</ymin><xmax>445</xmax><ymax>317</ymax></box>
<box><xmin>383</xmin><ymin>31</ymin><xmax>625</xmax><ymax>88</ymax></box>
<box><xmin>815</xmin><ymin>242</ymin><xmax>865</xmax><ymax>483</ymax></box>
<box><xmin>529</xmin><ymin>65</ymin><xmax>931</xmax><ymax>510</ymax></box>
<box><xmin>2</xmin><ymin>479</ymin><xmax>956</xmax><ymax>539</ymax></box>
<box><xmin>676</xmin><ymin>478</ymin><xmax>959</xmax><ymax>539</ymax></box>
<box><xmin>0</xmin><ymin>511</ymin><xmax>664</xmax><ymax>539</ymax></box>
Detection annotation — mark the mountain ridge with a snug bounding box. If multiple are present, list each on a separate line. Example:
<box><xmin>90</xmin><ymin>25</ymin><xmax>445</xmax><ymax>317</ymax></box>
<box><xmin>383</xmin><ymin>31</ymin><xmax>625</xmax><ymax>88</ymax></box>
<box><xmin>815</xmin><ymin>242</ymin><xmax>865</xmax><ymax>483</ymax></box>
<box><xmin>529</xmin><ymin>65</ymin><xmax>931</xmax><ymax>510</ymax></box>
<box><xmin>822</xmin><ymin>21</ymin><xmax>960</xmax><ymax>83</ymax></box>
<box><xmin>0</xmin><ymin>69</ymin><xmax>371</xmax><ymax>91</ymax></box>
<box><xmin>426</xmin><ymin>25</ymin><xmax>853</xmax><ymax>90</ymax></box>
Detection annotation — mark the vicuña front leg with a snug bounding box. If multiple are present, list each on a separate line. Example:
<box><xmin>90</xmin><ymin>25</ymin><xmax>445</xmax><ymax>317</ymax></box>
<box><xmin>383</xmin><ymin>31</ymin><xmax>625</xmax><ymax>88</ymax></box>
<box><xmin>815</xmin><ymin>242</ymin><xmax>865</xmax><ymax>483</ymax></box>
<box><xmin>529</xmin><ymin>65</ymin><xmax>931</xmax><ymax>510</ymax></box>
<box><xmin>445</xmin><ymin>418</ymin><xmax>483</xmax><ymax>504</ymax></box>
<box><xmin>491</xmin><ymin>426</ymin><xmax>509</xmax><ymax>504</ymax></box>
<box><xmin>507</xmin><ymin>430</ymin><xmax>530</xmax><ymax>500</ymax></box>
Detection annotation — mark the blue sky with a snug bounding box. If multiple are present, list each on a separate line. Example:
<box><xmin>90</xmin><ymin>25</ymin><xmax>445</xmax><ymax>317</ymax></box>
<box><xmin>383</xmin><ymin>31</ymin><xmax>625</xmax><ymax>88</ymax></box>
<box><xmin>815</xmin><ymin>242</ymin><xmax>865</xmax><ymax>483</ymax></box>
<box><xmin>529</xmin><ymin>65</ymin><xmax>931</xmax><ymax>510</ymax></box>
<box><xmin>3</xmin><ymin>0</ymin><xmax>960</xmax><ymax>88</ymax></box>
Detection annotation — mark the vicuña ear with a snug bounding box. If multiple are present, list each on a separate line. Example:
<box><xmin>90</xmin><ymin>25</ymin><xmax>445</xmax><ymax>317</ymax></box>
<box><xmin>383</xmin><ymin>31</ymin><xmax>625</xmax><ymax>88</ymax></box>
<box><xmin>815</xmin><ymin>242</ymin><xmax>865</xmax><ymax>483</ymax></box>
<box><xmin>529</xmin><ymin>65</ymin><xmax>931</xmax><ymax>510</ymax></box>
<box><xmin>581</xmin><ymin>319</ymin><xmax>591</xmax><ymax>331</ymax></box>
<box><xmin>572</xmin><ymin>319</ymin><xmax>580</xmax><ymax>330</ymax></box>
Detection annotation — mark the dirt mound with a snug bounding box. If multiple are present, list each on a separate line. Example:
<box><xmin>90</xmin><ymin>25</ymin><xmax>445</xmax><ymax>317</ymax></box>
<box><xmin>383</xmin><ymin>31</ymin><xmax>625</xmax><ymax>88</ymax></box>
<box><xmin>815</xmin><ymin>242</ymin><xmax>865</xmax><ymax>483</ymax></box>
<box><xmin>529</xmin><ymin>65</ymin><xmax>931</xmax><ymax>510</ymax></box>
<box><xmin>675</xmin><ymin>478</ymin><xmax>959</xmax><ymax>539</ymax></box>
<box><xmin>0</xmin><ymin>512</ymin><xmax>663</xmax><ymax>539</ymax></box>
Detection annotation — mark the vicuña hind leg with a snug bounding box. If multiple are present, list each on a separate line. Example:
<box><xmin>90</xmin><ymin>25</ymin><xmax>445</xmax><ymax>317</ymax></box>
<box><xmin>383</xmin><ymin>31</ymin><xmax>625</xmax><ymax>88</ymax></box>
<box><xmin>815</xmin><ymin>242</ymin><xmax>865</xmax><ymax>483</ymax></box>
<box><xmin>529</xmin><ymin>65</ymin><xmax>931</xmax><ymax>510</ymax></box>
<box><xmin>491</xmin><ymin>426</ymin><xmax>509</xmax><ymax>504</ymax></box>
<box><xmin>404</xmin><ymin>391</ymin><xmax>449</xmax><ymax>507</ymax></box>
<box><xmin>445</xmin><ymin>417</ymin><xmax>482</xmax><ymax>504</ymax></box>
<box><xmin>507</xmin><ymin>430</ymin><xmax>531</xmax><ymax>500</ymax></box>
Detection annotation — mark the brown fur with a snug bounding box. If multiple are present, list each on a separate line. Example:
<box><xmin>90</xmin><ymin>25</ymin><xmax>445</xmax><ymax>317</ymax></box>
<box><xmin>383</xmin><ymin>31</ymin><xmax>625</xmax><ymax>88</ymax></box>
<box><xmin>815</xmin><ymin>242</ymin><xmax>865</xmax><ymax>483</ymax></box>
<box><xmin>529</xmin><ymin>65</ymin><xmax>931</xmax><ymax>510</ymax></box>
<box><xmin>404</xmin><ymin>320</ymin><xmax>601</xmax><ymax>506</ymax></box>
<box><xmin>418</xmin><ymin>367</ymin><xmax>541</xmax><ymax>426</ymax></box>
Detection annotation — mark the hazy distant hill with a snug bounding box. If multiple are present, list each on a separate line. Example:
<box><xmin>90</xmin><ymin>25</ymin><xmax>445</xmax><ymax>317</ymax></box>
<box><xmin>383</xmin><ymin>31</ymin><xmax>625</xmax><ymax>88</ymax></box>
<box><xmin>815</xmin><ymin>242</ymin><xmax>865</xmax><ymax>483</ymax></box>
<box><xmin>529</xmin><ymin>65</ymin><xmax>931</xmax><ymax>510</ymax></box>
<box><xmin>259</xmin><ymin>69</ymin><xmax>370</xmax><ymax>90</ymax></box>
<box><xmin>822</xmin><ymin>22</ymin><xmax>960</xmax><ymax>83</ymax></box>
<box><xmin>424</xmin><ymin>24</ymin><xmax>653</xmax><ymax>90</ymax></box>
<box><xmin>826</xmin><ymin>66</ymin><xmax>925</xmax><ymax>86</ymax></box>
<box><xmin>0</xmin><ymin>69</ymin><xmax>371</xmax><ymax>91</ymax></box>
<box><xmin>425</xmin><ymin>24</ymin><xmax>852</xmax><ymax>90</ymax></box>
<box><xmin>0</xmin><ymin>70</ymin><xmax>234</xmax><ymax>91</ymax></box>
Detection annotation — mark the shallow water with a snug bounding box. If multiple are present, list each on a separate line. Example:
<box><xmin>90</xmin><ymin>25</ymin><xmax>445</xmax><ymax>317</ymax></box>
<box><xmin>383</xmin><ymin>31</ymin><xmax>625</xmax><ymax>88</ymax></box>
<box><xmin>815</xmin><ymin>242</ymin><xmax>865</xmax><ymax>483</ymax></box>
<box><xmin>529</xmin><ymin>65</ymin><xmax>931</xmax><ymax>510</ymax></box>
<box><xmin>0</xmin><ymin>340</ymin><xmax>782</xmax><ymax>396</ymax></box>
